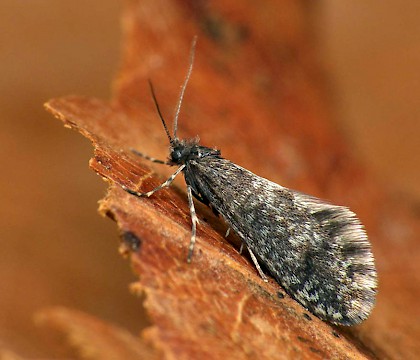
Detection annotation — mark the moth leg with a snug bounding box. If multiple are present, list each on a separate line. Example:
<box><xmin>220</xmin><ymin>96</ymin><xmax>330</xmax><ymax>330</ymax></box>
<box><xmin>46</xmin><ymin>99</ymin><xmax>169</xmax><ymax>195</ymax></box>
<box><xmin>122</xmin><ymin>165</ymin><xmax>185</xmax><ymax>197</ymax></box>
<box><xmin>239</xmin><ymin>242</ymin><xmax>244</xmax><ymax>254</ymax></box>
<box><xmin>186</xmin><ymin>185</ymin><xmax>200</xmax><ymax>263</ymax></box>
<box><xmin>225</xmin><ymin>229</ymin><xmax>247</xmax><ymax>256</ymax></box>
<box><xmin>248</xmin><ymin>247</ymin><xmax>269</xmax><ymax>282</ymax></box>
<box><xmin>130</xmin><ymin>148</ymin><xmax>169</xmax><ymax>165</ymax></box>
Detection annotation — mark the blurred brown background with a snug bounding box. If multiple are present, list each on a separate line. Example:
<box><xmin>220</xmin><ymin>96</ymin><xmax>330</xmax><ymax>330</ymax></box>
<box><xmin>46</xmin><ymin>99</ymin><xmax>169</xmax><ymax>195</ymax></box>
<box><xmin>1</xmin><ymin>1</ymin><xmax>419</xmax><ymax>357</ymax></box>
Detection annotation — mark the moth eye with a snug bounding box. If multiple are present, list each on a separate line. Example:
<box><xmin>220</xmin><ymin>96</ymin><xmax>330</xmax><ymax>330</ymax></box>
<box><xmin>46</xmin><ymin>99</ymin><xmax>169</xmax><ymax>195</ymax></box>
<box><xmin>172</xmin><ymin>149</ymin><xmax>182</xmax><ymax>161</ymax></box>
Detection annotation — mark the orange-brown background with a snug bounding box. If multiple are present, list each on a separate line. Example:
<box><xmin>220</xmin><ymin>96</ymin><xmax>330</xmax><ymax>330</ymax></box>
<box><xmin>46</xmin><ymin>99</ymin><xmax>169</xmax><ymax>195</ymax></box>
<box><xmin>1</xmin><ymin>1</ymin><xmax>419</xmax><ymax>357</ymax></box>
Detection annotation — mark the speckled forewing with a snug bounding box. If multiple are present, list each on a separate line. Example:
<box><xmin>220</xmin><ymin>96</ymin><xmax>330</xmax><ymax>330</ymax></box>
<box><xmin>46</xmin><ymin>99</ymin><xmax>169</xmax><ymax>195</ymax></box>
<box><xmin>187</xmin><ymin>156</ymin><xmax>377</xmax><ymax>325</ymax></box>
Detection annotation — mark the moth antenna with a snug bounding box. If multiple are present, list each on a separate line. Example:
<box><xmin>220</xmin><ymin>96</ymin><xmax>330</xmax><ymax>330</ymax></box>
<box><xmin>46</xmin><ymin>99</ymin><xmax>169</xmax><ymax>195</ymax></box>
<box><xmin>173</xmin><ymin>36</ymin><xmax>197</xmax><ymax>139</ymax></box>
<box><xmin>148</xmin><ymin>79</ymin><xmax>173</xmax><ymax>143</ymax></box>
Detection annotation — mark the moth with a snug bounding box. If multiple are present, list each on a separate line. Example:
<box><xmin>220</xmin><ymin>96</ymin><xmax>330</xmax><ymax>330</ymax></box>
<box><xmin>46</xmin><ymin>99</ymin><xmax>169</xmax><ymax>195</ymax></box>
<box><xmin>123</xmin><ymin>38</ymin><xmax>377</xmax><ymax>325</ymax></box>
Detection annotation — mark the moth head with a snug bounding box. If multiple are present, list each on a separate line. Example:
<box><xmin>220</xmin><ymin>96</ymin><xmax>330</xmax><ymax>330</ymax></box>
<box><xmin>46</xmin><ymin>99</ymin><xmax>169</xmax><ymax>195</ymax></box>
<box><xmin>169</xmin><ymin>138</ymin><xmax>219</xmax><ymax>164</ymax></box>
<box><xmin>169</xmin><ymin>139</ymin><xmax>198</xmax><ymax>164</ymax></box>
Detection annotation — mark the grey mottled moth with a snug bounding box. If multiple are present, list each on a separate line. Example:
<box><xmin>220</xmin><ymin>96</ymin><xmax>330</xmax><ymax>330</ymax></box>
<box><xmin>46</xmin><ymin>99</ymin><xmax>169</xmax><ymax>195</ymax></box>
<box><xmin>122</xmin><ymin>38</ymin><xmax>377</xmax><ymax>325</ymax></box>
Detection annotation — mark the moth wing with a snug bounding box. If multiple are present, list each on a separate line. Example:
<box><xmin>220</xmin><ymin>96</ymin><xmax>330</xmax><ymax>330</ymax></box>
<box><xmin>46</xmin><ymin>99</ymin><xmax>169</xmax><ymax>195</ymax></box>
<box><xmin>190</xmin><ymin>157</ymin><xmax>377</xmax><ymax>325</ymax></box>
